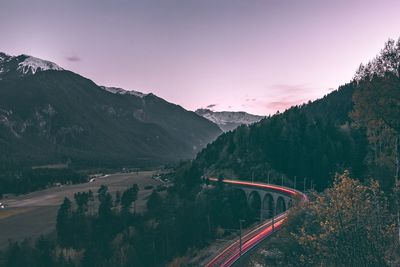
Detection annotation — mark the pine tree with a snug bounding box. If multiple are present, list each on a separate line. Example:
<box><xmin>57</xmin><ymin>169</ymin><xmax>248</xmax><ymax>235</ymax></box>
<box><xmin>147</xmin><ymin>190</ymin><xmax>162</xmax><ymax>217</ymax></box>
<box><xmin>56</xmin><ymin>197</ymin><xmax>72</xmax><ymax>246</ymax></box>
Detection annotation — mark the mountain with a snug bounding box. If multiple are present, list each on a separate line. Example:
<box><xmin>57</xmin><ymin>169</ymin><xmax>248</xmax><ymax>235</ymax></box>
<box><xmin>0</xmin><ymin>53</ymin><xmax>222</xmax><ymax>170</ymax></box>
<box><xmin>0</xmin><ymin>53</ymin><xmax>63</xmax><ymax>80</ymax></box>
<box><xmin>195</xmin><ymin>108</ymin><xmax>265</xmax><ymax>132</ymax></box>
<box><xmin>100</xmin><ymin>86</ymin><xmax>147</xmax><ymax>98</ymax></box>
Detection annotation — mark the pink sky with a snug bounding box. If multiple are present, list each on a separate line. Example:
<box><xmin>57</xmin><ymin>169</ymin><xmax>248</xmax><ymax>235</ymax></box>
<box><xmin>1</xmin><ymin>0</ymin><xmax>400</xmax><ymax>115</ymax></box>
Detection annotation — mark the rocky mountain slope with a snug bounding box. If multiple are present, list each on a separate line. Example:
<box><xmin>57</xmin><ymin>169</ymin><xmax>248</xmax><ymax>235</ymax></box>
<box><xmin>195</xmin><ymin>108</ymin><xmax>264</xmax><ymax>132</ymax></box>
<box><xmin>0</xmin><ymin>53</ymin><xmax>62</xmax><ymax>80</ymax></box>
<box><xmin>0</xmin><ymin>53</ymin><xmax>222</xmax><ymax>169</ymax></box>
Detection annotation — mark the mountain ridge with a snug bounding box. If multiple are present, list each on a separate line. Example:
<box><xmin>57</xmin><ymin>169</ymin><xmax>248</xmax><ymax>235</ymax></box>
<box><xmin>195</xmin><ymin>108</ymin><xmax>265</xmax><ymax>132</ymax></box>
<box><xmin>0</xmin><ymin>53</ymin><xmax>63</xmax><ymax>80</ymax></box>
<box><xmin>0</xmin><ymin>54</ymin><xmax>222</xmax><ymax>170</ymax></box>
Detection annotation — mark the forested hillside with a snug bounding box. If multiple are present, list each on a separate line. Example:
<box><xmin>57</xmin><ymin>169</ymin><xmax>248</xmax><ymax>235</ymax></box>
<box><xmin>195</xmin><ymin>83</ymin><xmax>367</xmax><ymax>190</ymax></box>
<box><xmin>195</xmin><ymin>38</ymin><xmax>400</xmax><ymax>191</ymax></box>
<box><xmin>196</xmin><ymin>38</ymin><xmax>400</xmax><ymax>266</ymax></box>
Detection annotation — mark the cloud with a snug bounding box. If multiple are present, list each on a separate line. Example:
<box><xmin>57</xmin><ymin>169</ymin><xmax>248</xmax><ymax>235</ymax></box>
<box><xmin>66</xmin><ymin>56</ymin><xmax>81</xmax><ymax>62</ymax></box>
<box><xmin>206</xmin><ymin>104</ymin><xmax>217</xmax><ymax>109</ymax></box>
<box><xmin>265</xmin><ymin>99</ymin><xmax>307</xmax><ymax>111</ymax></box>
<box><xmin>261</xmin><ymin>83</ymin><xmax>315</xmax><ymax>112</ymax></box>
<box><xmin>268</xmin><ymin>83</ymin><xmax>310</xmax><ymax>95</ymax></box>
<box><xmin>235</xmin><ymin>84</ymin><xmax>316</xmax><ymax>115</ymax></box>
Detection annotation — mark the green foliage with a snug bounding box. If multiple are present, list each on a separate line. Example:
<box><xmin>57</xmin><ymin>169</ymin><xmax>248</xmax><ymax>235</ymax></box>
<box><xmin>98</xmin><ymin>192</ymin><xmax>113</xmax><ymax>220</ymax></box>
<box><xmin>173</xmin><ymin>161</ymin><xmax>202</xmax><ymax>199</ymax></box>
<box><xmin>56</xmin><ymin>198</ymin><xmax>72</xmax><ymax>247</ymax></box>
<box><xmin>146</xmin><ymin>190</ymin><xmax>162</xmax><ymax>217</ymax></box>
<box><xmin>0</xmin><ymin>163</ymin><xmax>260</xmax><ymax>267</ymax></box>
<box><xmin>97</xmin><ymin>185</ymin><xmax>108</xmax><ymax>202</ymax></box>
<box><xmin>0</xmin><ymin>168</ymin><xmax>87</xmax><ymax>195</ymax></box>
<box><xmin>121</xmin><ymin>184</ymin><xmax>138</xmax><ymax>214</ymax></box>
<box><xmin>0</xmin><ymin>237</ymin><xmax>56</xmax><ymax>267</ymax></box>
<box><xmin>74</xmin><ymin>192</ymin><xmax>89</xmax><ymax>213</ymax></box>
<box><xmin>352</xmin><ymin>73</ymin><xmax>400</xmax><ymax>188</ymax></box>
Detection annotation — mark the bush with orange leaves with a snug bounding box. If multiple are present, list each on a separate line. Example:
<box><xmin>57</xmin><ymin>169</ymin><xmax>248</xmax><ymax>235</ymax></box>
<box><xmin>269</xmin><ymin>171</ymin><xmax>399</xmax><ymax>267</ymax></box>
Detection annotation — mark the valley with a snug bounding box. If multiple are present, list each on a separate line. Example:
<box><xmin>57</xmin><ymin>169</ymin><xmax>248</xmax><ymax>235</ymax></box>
<box><xmin>0</xmin><ymin>171</ymin><xmax>163</xmax><ymax>248</ymax></box>
<box><xmin>1</xmin><ymin>2</ymin><xmax>400</xmax><ymax>266</ymax></box>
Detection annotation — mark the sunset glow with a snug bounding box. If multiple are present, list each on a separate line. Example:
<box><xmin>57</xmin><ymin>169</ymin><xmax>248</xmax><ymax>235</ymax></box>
<box><xmin>2</xmin><ymin>0</ymin><xmax>400</xmax><ymax>115</ymax></box>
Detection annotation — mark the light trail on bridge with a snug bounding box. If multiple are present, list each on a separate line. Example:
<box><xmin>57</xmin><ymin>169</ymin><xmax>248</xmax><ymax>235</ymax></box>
<box><xmin>205</xmin><ymin>178</ymin><xmax>308</xmax><ymax>267</ymax></box>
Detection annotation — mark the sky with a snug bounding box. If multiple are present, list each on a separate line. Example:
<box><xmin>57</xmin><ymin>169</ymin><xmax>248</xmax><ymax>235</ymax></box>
<box><xmin>1</xmin><ymin>0</ymin><xmax>400</xmax><ymax>115</ymax></box>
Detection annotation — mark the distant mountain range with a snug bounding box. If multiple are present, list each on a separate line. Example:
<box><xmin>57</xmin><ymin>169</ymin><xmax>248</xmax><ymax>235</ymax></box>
<box><xmin>195</xmin><ymin>108</ymin><xmax>265</xmax><ymax>132</ymax></box>
<box><xmin>0</xmin><ymin>53</ymin><xmax>222</xmax><ymax>169</ymax></box>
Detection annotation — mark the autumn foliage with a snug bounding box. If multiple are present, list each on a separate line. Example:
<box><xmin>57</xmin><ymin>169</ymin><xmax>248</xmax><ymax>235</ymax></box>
<box><xmin>271</xmin><ymin>171</ymin><xmax>399</xmax><ymax>267</ymax></box>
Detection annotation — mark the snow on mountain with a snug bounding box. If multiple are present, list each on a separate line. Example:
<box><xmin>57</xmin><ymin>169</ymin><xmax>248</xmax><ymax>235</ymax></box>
<box><xmin>100</xmin><ymin>86</ymin><xmax>147</xmax><ymax>98</ymax></box>
<box><xmin>0</xmin><ymin>52</ymin><xmax>11</xmax><ymax>76</ymax></box>
<box><xmin>17</xmin><ymin>55</ymin><xmax>63</xmax><ymax>74</ymax></box>
<box><xmin>0</xmin><ymin>52</ymin><xmax>9</xmax><ymax>62</ymax></box>
<box><xmin>195</xmin><ymin>108</ymin><xmax>265</xmax><ymax>132</ymax></box>
<box><xmin>0</xmin><ymin>52</ymin><xmax>63</xmax><ymax>79</ymax></box>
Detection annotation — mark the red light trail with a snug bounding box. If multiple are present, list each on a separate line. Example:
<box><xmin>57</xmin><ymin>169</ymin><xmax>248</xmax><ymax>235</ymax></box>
<box><xmin>206</xmin><ymin>178</ymin><xmax>308</xmax><ymax>266</ymax></box>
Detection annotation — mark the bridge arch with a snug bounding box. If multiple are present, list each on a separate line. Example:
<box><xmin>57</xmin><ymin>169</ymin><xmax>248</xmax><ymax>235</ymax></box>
<box><xmin>248</xmin><ymin>191</ymin><xmax>261</xmax><ymax>221</ymax></box>
<box><xmin>288</xmin><ymin>199</ymin><xmax>294</xmax><ymax>209</ymax></box>
<box><xmin>229</xmin><ymin>189</ymin><xmax>248</xmax><ymax>220</ymax></box>
<box><xmin>276</xmin><ymin>196</ymin><xmax>287</xmax><ymax>214</ymax></box>
<box><xmin>261</xmin><ymin>193</ymin><xmax>275</xmax><ymax>220</ymax></box>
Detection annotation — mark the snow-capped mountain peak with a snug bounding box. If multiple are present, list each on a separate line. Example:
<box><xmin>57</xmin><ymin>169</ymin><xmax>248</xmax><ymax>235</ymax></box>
<box><xmin>196</xmin><ymin>108</ymin><xmax>265</xmax><ymax>132</ymax></box>
<box><xmin>0</xmin><ymin>52</ymin><xmax>63</xmax><ymax>80</ymax></box>
<box><xmin>0</xmin><ymin>52</ymin><xmax>10</xmax><ymax>62</ymax></box>
<box><xmin>100</xmin><ymin>86</ymin><xmax>147</xmax><ymax>98</ymax></box>
<box><xmin>17</xmin><ymin>55</ymin><xmax>63</xmax><ymax>74</ymax></box>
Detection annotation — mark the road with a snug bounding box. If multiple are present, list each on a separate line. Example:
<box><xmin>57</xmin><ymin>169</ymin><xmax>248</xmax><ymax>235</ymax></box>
<box><xmin>205</xmin><ymin>178</ymin><xmax>307</xmax><ymax>267</ymax></box>
<box><xmin>0</xmin><ymin>171</ymin><xmax>162</xmax><ymax>248</ymax></box>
